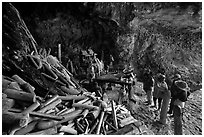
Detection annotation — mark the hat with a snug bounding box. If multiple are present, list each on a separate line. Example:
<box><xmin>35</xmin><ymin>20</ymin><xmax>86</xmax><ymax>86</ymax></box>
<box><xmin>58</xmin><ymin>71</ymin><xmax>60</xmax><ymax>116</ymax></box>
<box><xmin>175</xmin><ymin>80</ymin><xmax>190</xmax><ymax>91</ymax></box>
<box><xmin>173</xmin><ymin>74</ymin><xmax>181</xmax><ymax>79</ymax></box>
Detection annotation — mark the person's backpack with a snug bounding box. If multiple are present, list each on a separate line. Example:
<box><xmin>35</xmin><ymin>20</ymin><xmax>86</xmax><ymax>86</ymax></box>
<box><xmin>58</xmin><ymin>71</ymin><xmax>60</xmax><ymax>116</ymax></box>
<box><xmin>175</xmin><ymin>80</ymin><xmax>190</xmax><ymax>102</ymax></box>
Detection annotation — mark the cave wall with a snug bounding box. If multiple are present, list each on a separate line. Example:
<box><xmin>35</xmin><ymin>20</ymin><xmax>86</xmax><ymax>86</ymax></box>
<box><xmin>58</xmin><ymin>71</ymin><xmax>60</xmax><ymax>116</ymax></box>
<box><xmin>8</xmin><ymin>2</ymin><xmax>202</xmax><ymax>88</ymax></box>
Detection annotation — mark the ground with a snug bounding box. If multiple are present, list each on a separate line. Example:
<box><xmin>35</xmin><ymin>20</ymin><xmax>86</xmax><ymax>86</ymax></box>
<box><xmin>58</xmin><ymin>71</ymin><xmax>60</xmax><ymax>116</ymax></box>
<box><xmin>106</xmin><ymin>81</ymin><xmax>202</xmax><ymax>135</ymax></box>
<box><xmin>130</xmin><ymin>81</ymin><xmax>202</xmax><ymax>135</ymax></box>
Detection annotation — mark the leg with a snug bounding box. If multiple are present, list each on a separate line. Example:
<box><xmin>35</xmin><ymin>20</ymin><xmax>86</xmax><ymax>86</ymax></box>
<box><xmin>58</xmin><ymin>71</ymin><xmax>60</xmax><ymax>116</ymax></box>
<box><xmin>158</xmin><ymin>98</ymin><xmax>162</xmax><ymax>110</ymax></box>
<box><xmin>168</xmin><ymin>98</ymin><xmax>175</xmax><ymax>114</ymax></box>
<box><xmin>159</xmin><ymin>97</ymin><xmax>170</xmax><ymax>124</ymax></box>
<box><xmin>146</xmin><ymin>90</ymin><xmax>150</xmax><ymax>104</ymax></box>
<box><xmin>153</xmin><ymin>97</ymin><xmax>157</xmax><ymax>108</ymax></box>
<box><xmin>173</xmin><ymin>105</ymin><xmax>183</xmax><ymax>135</ymax></box>
<box><xmin>147</xmin><ymin>88</ymin><xmax>153</xmax><ymax>105</ymax></box>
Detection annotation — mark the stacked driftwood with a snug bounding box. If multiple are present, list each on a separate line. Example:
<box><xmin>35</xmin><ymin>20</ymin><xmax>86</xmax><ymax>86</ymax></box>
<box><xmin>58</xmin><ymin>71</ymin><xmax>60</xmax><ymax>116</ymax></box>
<box><xmin>2</xmin><ymin>3</ymin><xmax>138</xmax><ymax>135</ymax></box>
<box><xmin>2</xmin><ymin>54</ymin><xmax>136</xmax><ymax>135</ymax></box>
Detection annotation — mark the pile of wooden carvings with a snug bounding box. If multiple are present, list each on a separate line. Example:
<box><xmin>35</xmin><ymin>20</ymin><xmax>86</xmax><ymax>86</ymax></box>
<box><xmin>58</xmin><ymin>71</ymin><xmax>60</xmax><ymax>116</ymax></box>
<box><xmin>2</xmin><ymin>75</ymin><xmax>137</xmax><ymax>135</ymax></box>
<box><xmin>2</xmin><ymin>55</ymin><xmax>137</xmax><ymax>135</ymax></box>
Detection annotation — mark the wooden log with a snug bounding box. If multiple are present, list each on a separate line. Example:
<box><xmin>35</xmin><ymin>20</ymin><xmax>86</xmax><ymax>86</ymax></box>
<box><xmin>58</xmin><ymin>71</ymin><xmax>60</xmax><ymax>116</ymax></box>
<box><xmin>8</xmin><ymin>108</ymin><xmax>22</xmax><ymax>113</ymax></box>
<box><xmin>2</xmin><ymin>98</ymin><xmax>15</xmax><ymax>112</ymax></box>
<box><xmin>32</xmin><ymin>109</ymin><xmax>83</xmax><ymax>130</ymax></box>
<box><xmin>58</xmin><ymin>94</ymin><xmax>87</xmax><ymax>101</ymax></box>
<box><xmin>2</xmin><ymin>112</ymin><xmax>29</xmax><ymax>131</ymax></box>
<box><xmin>59</xmin><ymin>126</ymin><xmax>78</xmax><ymax>135</ymax></box>
<box><xmin>96</xmin><ymin>99</ymin><xmax>108</xmax><ymax>108</ymax></box>
<box><xmin>105</xmin><ymin>121</ymin><xmax>118</xmax><ymax>131</ymax></box>
<box><xmin>60</xmin><ymin>86</ymin><xmax>80</xmax><ymax>95</ymax></box>
<box><xmin>62</xmin><ymin>69</ymin><xmax>77</xmax><ymax>88</ymax></box>
<box><xmin>43</xmin><ymin>63</ymin><xmax>58</xmax><ymax>80</ymax></box>
<box><xmin>77</xmin><ymin>98</ymin><xmax>90</xmax><ymax>104</ymax></box>
<box><xmin>89</xmin><ymin>119</ymin><xmax>99</xmax><ymax>134</ymax></box>
<box><xmin>59</xmin><ymin>107</ymin><xmax>75</xmax><ymax>116</ymax></box>
<box><xmin>8</xmin><ymin>82</ymin><xmax>21</xmax><ymax>90</ymax></box>
<box><xmin>20</xmin><ymin>83</ymin><xmax>36</xmax><ymax>95</ymax></box>
<box><xmin>101</xmin><ymin>113</ymin><xmax>108</xmax><ymax>135</ymax></box>
<box><xmin>21</xmin><ymin>101</ymin><xmax>40</xmax><ymax>114</ymax></box>
<box><xmin>41</xmin><ymin>72</ymin><xmax>56</xmax><ymax>82</ymax></box>
<box><xmin>61</xmin><ymin>109</ymin><xmax>83</xmax><ymax>120</ymax></box>
<box><xmin>41</xmin><ymin>94</ymin><xmax>59</xmax><ymax>107</ymax></box>
<box><xmin>36</xmin><ymin>120</ymin><xmax>58</xmax><ymax>130</ymax></box>
<box><xmin>8</xmin><ymin>108</ymin><xmax>63</xmax><ymax>121</ymax></box>
<box><xmin>111</xmin><ymin>100</ymin><xmax>118</xmax><ymax>130</ymax></box>
<box><xmin>31</xmin><ymin>111</ymin><xmax>63</xmax><ymax>120</ymax></box>
<box><xmin>27</xmin><ymin>55</ymin><xmax>40</xmax><ymax>69</ymax></box>
<box><xmin>14</xmin><ymin>120</ymin><xmax>39</xmax><ymax>135</ymax></box>
<box><xmin>26</xmin><ymin>126</ymin><xmax>57</xmax><ymax>135</ymax></box>
<box><xmin>3</xmin><ymin>75</ymin><xmax>15</xmax><ymax>82</ymax></box>
<box><xmin>47</xmin><ymin>48</ymin><xmax>51</xmax><ymax>56</ymax></box>
<box><xmin>72</xmin><ymin>102</ymin><xmax>99</xmax><ymax>110</ymax></box>
<box><xmin>37</xmin><ymin>99</ymin><xmax>61</xmax><ymax>113</ymax></box>
<box><xmin>106</xmin><ymin>130</ymin><xmax>115</xmax><ymax>134</ymax></box>
<box><xmin>2</xmin><ymin>78</ymin><xmax>12</xmax><ymax>91</ymax></box>
<box><xmin>56</xmin><ymin>108</ymin><xmax>68</xmax><ymax>115</ymax></box>
<box><xmin>3</xmin><ymin>88</ymin><xmax>36</xmax><ymax>102</ymax></box>
<box><xmin>58</xmin><ymin>44</ymin><xmax>61</xmax><ymax>62</ymax></box>
<box><xmin>81</xmin><ymin>109</ymin><xmax>89</xmax><ymax>118</ymax></box>
<box><xmin>53</xmin><ymin>132</ymin><xmax>64</xmax><ymax>135</ymax></box>
<box><xmin>2</xmin><ymin>93</ymin><xmax>7</xmax><ymax>98</ymax></box>
<box><xmin>11</xmin><ymin>75</ymin><xmax>35</xmax><ymax>95</ymax></box>
<box><xmin>53</xmin><ymin>68</ymin><xmax>70</xmax><ymax>86</ymax></box>
<box><xmin>101</xmin><ymin>124</ymin><xmax>106</xmax><ymax>135</ymax></box>
<box><xmin>96</xmin><ymin>111</ymin><xmax>105</xmax><ymax>134</ymax></box>
<box><xmin>89</xmin><ymin>107</ymin><xmax>101</xmax><ymax>119</ymax></box>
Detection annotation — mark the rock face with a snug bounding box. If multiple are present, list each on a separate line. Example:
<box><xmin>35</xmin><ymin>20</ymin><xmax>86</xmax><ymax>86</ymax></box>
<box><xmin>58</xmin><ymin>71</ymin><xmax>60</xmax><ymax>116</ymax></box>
<box><xmin>11</xmin><ymin>2</ymin><xmax>202</xmax><ymax>90</ymax></box>
<box><xmin>182</xmin><ymin>90</ymin><xmax>202</xmax><ymax>135</ymax></box>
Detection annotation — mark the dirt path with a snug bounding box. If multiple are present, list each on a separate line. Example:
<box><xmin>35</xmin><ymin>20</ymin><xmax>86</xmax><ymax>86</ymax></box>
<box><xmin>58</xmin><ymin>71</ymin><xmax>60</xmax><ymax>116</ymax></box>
<box><xmin>130</xmin><ymin>81</ymin><xmax>202</xmax><ymax>135</ymax></box>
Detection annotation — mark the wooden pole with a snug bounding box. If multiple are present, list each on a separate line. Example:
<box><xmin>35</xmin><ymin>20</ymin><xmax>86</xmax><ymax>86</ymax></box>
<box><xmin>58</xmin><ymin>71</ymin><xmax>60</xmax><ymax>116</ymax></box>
<box><xmin>58</xmin><ymin>44</ymin><xmax>61</xmax><ymax>63</ymax></box>
<box><xmin>96</xmin><ymin>111</ymin><xmax>105</xmax><ymax>134</ymax></box>
<box><xmin>37</xmin><ymin>99</ymin><xmax>62</xmax><ymax>113</ymax></box>
<box><xmin>111</xmin><ymin>100</ymin><xmax>118</xmax><ymax>130</ymax></box>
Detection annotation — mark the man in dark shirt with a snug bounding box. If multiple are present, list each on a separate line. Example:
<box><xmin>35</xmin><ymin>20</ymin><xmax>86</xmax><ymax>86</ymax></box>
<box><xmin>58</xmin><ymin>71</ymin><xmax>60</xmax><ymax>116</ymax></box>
<box><xmin>168</xmin><ymin>74</ymin><xmax>181</xmax><ymax>115</ymax></box>
<box><xmin>142</xmin><ymin>69</ymin><xmax>154</xmax><ymax>105</ymax></box>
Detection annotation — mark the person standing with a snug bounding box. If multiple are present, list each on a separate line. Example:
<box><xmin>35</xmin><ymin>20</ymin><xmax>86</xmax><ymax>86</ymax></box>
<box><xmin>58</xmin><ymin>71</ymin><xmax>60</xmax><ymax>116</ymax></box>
<box><xmin>157</xmin><ymin>74</ymin><xmax>171</xmax><ymax>124</ymax></box>
<box><xmin>142</xmin><ymin>69</ymin><xmax>154</xmax><ymax>105</ymax></box>
<box><xmin>168</xmin><ymin>74</ymin><xmax>181</xmax><ymax>115</ymax></box>
<box><xmin>87</xmin><ymin>60</ymin><xmax>96</xmax><ymax>83</ymax></box>
<box><xmin>152</xmin><ymin>73</ymin><xmax>164</xmax><ymax>110</ymax></box>
<box><xmin>173</xmin><ymin>80</ymin><xmax>190</xmax><ymax>135</ymax></box>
